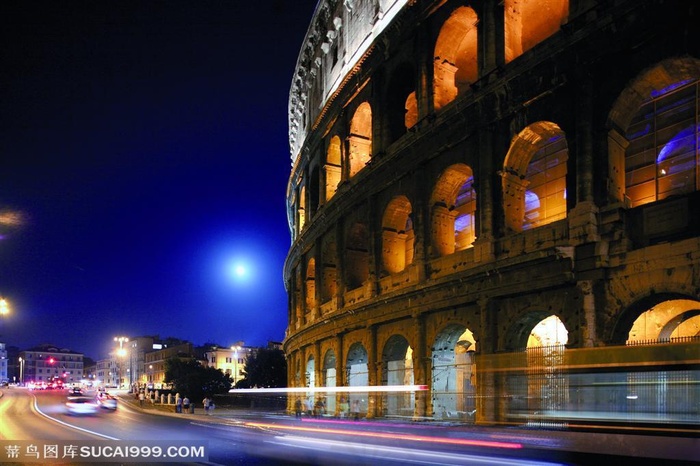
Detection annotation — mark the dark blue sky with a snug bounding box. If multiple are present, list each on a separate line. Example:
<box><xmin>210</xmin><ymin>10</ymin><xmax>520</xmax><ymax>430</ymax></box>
<box><xmin>0</xmin><ymin>1</ymin><xmax>317</xmax><ymax>359</ymax></box>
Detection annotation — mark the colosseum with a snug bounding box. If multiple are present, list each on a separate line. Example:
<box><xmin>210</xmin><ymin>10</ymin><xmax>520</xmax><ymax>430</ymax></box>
<box><xmin>283</xmin><ymin>0</ymin><xmax>699</xmax><ymax>425</ymax></box>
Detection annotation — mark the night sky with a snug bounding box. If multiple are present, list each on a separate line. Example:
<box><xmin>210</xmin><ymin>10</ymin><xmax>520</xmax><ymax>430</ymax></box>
<box><xmin>0</xmin><ymin>1</ymin><xmax>318</xmax><ymax>359</ymax></box>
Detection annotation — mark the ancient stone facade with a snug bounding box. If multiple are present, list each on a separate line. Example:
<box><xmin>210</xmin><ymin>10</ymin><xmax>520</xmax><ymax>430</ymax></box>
<box><xmin>283</xmin><ymin>0</ymin><xmax>700</xmax><ymax>423</ymax></box>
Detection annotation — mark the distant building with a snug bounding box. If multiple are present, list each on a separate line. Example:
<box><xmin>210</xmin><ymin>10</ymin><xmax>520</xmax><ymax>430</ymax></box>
<box><xmin>203</xmin><ymin>342</ymin><xmax>252</xmax><ymax>387</ymax></box>
<box><xmin>19</xmin><ymin>344</ymin><xmax>84</xmax><ymax>385</ymax></box>
<box><xmin>144</xmin><ymin>341</ymin><xmax>194</xmax><ymax>389</ymax></box>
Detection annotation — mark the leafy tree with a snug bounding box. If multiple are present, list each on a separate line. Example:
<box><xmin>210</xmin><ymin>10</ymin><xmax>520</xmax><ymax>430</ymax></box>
<box><xmin>164</xmin><ymin>358</ymin><xmax>232</xmax><ymax>402</ymax></box>
<box><xmin>236</xmin><ymin>347</ymin><xmax>286</xmax><ymax>388</ymax></box>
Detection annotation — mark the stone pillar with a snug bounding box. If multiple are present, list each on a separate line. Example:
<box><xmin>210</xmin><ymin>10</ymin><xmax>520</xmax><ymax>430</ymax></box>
<box><xmin>367</xmin><ymin>325</ymin><xmax>378</xmax><ymax>418</ymax></box>
<box><xmin>335</xmin><ymin>334</ymin><xmax>345</xmax><ymax>415</ymax></box>
<box><xmin>477</xmin><ymin>297</ymin><xmax>498</xmax><ymax>425</ymax></box>
<box><xmin>473</xmin><ymin>126</ymin><xmax>496</xmax><ymax>263</ymax></box>
<box><xmin>412</xmin><ymin>313</ymin><xmax>428</xmax><ymax>419</ymax></box>
<box><xmin>578</xmin><ymin>280</ymin><xmax>598</xmax><ymax>348</ymax></box>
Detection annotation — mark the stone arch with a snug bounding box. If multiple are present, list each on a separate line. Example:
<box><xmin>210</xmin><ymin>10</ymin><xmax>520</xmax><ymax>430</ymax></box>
<box><xmin>381</xmin><ymin>334</ymin><xmax>414</xmax><ymax>417</ymax></box>
<box><xmin>502</xmin><ymin>121</ymin><xmax>568</xmax><ymax>232</ymax></box>
<box><xmin>305</xmin><ymin>257</ymin><xmax>316</xmax><ymax>318</ymax></box>
<box><xmin>323</xmin><ymin>349</ymin><xmax>337</xmax><ymax>413</ymax></box>
<box><xmin>320</xmin><ymin>232</ymin><xmax>337</xmax><ymax>305</ymax></box>
<box><xmin>349</xmin><ymin>102</ymin><xmax>372</xmax><ymax>177</ymax></box>
<box><xmin>387</xmin><ymin>62</ymin><xmax>416</xmax><ymax>143</ymax></box>
<box><xmin>433</xmin><ymin>6</ymin><xmax>479</xmax><ymax>110</ymax></box>
<box><xmin>346</xmin><ymin>341</ymin><xmax>369</xmax><ymax>414</ymax></box>
<box><xmin>609</xmin><ymin>292</ymin><xmax>695</xmax><ymax>345</ymax></box>
<box><xmin>430</xmin><ymin>164</ymin><xmax>476</xmax><ymax>257</ymax></box>
<box><xmin>381</xmin><ymin>195</ymin><xmax>415</xmax><ymax>274</ymax></box>
<box><xmin>626</xmin><ymin>298</ymin><xmax>700</xmax><ymax>343</ymax></box>
<box><xmin>345</xmin><ymin>221</ymin><xmax>370</xmax><ymax>290</ymax></box>
<box><xmin>298</xmin><ymin>185</ymin><xmax>306</xmax><ymax>233</ymax></box>
<box><xmin>505</xmin><ymin>310</ymin><xmax>569</xmax><ymax>351</ymax></box>
<box><xmin>431</xmin><ymin>325</ymin><xmax>477</xmax><ymax>420</ymax></box>
<box><xmin>305</xmin><ymin>355</ymin><xmax>316</xmax><ymax>388</ymax></box>
<box><xmin>606</xmin><ymin>58</ymin><xmax>700</xmax><ymax>206</ymax></box>
<box><xmin>504</xmin><ymin>0</ymin><xmax>569</xmax><ymax>63</ymax></box>
<box><xmin>326</xmin><ymin>135</ymin><xmax>342</xmax><ymax>201</ymax></box>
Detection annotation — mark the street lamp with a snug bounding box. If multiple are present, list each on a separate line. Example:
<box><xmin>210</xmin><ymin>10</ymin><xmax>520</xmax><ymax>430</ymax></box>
<box><xmin>114</xmin><ymin>337</ymin><xmax>128</xmax><ymax>389</ymax></box>
<box><xmin>231</xmin><ymin>345</ymin><xmax>241</xmax><ymax>386</ymax></box>
<box><xmin>18</xmin><ymin>357</ymin><xmax>24</xmax><ymax>386</ymax></box>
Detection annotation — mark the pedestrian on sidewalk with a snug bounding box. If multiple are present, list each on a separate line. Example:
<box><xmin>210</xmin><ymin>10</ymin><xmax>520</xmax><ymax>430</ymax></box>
<box><xmin>203</xmin><ymin>396</ymin><xmax>210</xmax><ymax>415</ymax></box>
<box><xmin>182</xmin><ymin>396</ymin><xmax>190</xmax><ymax>413</ymax></box>
<box><xmin>139</xmin><ymin>391</ymin><xmax>144</xmax><ymax>408</ymax></box>
<box><xmin>175</xmin><ymin>394</ymin><xmax>183</xmax><ymax>413</ymax></box>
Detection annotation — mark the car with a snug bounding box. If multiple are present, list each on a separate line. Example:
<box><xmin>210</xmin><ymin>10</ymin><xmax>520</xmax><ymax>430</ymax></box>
<box><xmin>96</xmin><ymin>392</ymin><xmax>118</xmax><ymax>410</ymax></box>
<box><xmin>69</xmin><ymin>387</ymin><xmax>84</xmax><ymax>396</ymax></box>
<box><xmin>66</xmin><ymin>396</ymin><xmax>98</xmax><ymax>415</ymax></box>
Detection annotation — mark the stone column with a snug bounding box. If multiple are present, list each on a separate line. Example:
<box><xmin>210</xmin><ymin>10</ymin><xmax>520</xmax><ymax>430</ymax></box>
<box><xmin>412</xmin><ymin>313</ymin><xmax>428</xmax><ymax>419</ymax></box>
<box><xmin>477</xmin><ymin>297</ymin><xmax>498</xmax><ymax>424</ymax></box>
<box><xmin>367</xmin><ymin>325</ymin><xmax>378</xmax><ymax>418</ymax></box>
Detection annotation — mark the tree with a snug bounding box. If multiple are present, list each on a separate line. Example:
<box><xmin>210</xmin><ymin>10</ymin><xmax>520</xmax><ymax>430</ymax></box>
<box><xmin>236</xmin><ymin>347</ymin><xmax>286</xmax><ymax>388</ymax></box>
<box><xmin>164</xmin><ymin>358</ymin><xmax>232</xmax><ymax>401</ymax></box>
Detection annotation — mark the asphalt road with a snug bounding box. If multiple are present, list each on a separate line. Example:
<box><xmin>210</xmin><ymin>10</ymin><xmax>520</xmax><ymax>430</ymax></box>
<box><xmin>1</xmin><ymin>388</ymin><xmax>697</xmax><ymax>465</ymax></box>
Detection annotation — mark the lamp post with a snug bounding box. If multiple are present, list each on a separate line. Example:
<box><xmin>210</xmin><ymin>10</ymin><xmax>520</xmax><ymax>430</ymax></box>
<box><xmin>231</xmin><ymin>345</ymin><xmax>241</xmax><ymax>386</ymax></box>
<box><xmin>114</xmin><ymin>337</ymin><xmax>128</xmax><ymax>389</ymax></box>
<box><xmin>18</xmin><ymin>357</ymin><xmax>24</xmax><ymax>386</ymax></box>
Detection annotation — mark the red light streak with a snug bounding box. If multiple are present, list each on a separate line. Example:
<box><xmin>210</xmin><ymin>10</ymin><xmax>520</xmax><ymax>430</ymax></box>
<box><xmin>245</xmin><ymin>422</ymin><xmax>522</xmax><ymax>449</ymax></box>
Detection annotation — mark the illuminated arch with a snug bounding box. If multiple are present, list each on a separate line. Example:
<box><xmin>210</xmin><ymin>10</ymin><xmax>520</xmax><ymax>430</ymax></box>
<box><xmin>298</xmin><ymin>186</ymin><xmax>306</xmax><ymax>233</ymax></box>
<box><xmin>387</xmin><ymin>63</ymin><xmax>416</xmax><ymax>143</ymax></box>
<box><xmin>381</xmin><ymin>195</ymin><xmax>415</xmax><ymax>274</ymax></box>
<box><xmin>323</xmin><ymin>349</ymin><xmax>337</xmax><ymax>413</ymax></box>
<box><xmin>430</xmin><ymin>164</ymin><xmax>476</xmax><ymax>257</ymax></box>
<box><xmin>346</xmin><ymin>342</ymin><xmax>369</xmax><ymax>414</ymax></box>
<box><xmin>502</xmin><ymin>121</ymin><xmax>568</xmax><ymax>232</ymax></box>
<box><xmin>431</xmin><ymin>325</ymin><xmax>477</xmax><ymax>420</ymax></box>
<box><xmin>381</xmin><ymin>335</ymin><xmax>414</xmax><ymax>417</ymax></box>
<box><xmin>305</xmin><ymin>257</ymin><xmax>316</xmax><ymax>317</ymax></box>
<box><xmin>349</xmin><ymin>102</ymin><xmax>372</xmax><ymax>177</ymax></box>
<box><xmin>627</xmin><ymin>299</ymin><xmax>700</xmax><ymax>343</ymax></box>
<box><xmin>326</xmin><ymin>136</ymin><xmax>342</xmax><ymax>201</ymax></box>
<box><xmin>504</xmin><ymin>0</ymin><xmax>569</xmax><ymax>63</ymax></box>
<box><xmin>433</xmin><ymin>6</ymin><xmax>479</xmax><ymax>110</ymax></box>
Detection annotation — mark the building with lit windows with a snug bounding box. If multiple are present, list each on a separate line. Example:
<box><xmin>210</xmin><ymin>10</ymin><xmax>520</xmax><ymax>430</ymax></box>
<box><xmin>19</xmin><ymin>344</ymin><xmax>84</xmax><ymax>386</ymax></box>
<box><xmin>283</xmin><ymin>0</ymin><xmax>699</xmax><ymax>425</ymax></box>
<box><xmin>143</xmin><ymin>341</ymin><xmax>193</xmax><ymax>389</ymax></box>
<box><xmin>203</xmin><ymin>342</ymin><xmax>252</xmax><ymax>387</ymax></box>
<box><xmin>0</xmin><ymin>342</ymin><xmax>8</xmax><ymax>383</ymax></box>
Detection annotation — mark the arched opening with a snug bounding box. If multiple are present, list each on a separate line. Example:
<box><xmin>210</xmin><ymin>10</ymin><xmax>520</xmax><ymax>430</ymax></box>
<box><xmin>504</xmin><ymin>0</ymin><xmax>569</xmax><ymax>63</ymax></box>
<box><xmin>431</xmin><ymin>164</ymin><xmax>476</xmax><ymax>257</ymax></box>
<box><xmin>326</xmin><ymin>136</ymin><xmax>342</xmax><ymax>201</ymax></box>
<box><xmin>304</xmin><ymin>257</ymin><xmax>316</xmax><ymax>321</ymax></box>
<box><xmin>323</xmin><ymin>350</ymin><xmax>337</xmax><ymax>414</ymax></box>
<box><xmin>502</xmin><ymin>122</ymin><xmax>568</xmax><ymax>232</ymax></box>
<box><xmin>320</xmin><ymin>233</ymin><xmax>337</xmax><ymax>306</ymax></box>
<box><xmin>381</xmin><ymin>196</ymin><xmax>415</xmax><ymax>274</ymax></box>
<box><xmin>305</xmin><ymin>356</ymin><xmax>316</xmax><ymax>414</ymax></box>
<box><xmin>387</xmin><ymin>63</ymin><xmax>416</xmax><ymax>143</ymax></box>
<box><xmin>349</xmin><ymin>102</ymin><xmax>373</xmax><ymax>177</ymax></box>
<box><xmin>520</xmin><ymin>315</ymin><xmax>569</xmax><ymax>419</ymax></box>
<box><xmin>623</xmin><ymin>80</ymin><xmax>699</xmax><ymax>207</ymax></box>
<box><xmin>607</xmin><ymin>58</ymin><xmax>700</xmax><ymax>205</ymax></box>
<box><xmin>431</xmin><ymin>326</ymin><xmax>477</xmax><ymax>421</ymax></box>
<box><xmin>627</xmin><ymin>299</ymin><xmax>700</xmax><ymax>343</ymax></box>
<box><xmin>345</xmin><ymin>221</ymin><xmax>370</xmax><ymax>291</ymax></box>
<box><xmin>381</xmin><ymin>335</ymin><xmax>414</xmax><ymax>418</ymax></box>
<box><xmin>346</xmin><ymin>342</ymin><xmax>369</xmax><ymax>417</ymax></box>
<box><xmin>298</xmin><ymin>186</ymin><xmax>306</xmax><ymax>233</ymax></box>
<box><xmin>433</xmin><ymin>6</ymin><xmax>479</xmax><ymax>110</ymax></box>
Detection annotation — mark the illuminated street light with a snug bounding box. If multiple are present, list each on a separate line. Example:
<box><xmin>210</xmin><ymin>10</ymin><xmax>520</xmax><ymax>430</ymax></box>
<box><xmin>231</xmin><ymin>345</ymin><xmax>242</xmax><ymax>386</ymax></box>
<box><xmin>114</xmin><ymin>336</ymin><xmax>129</xmax><ymax>388</ymax></box>
<box><xmin>18</xmin><ymin>357</ymin><xmax>24</xmax><ymax>386</ymax></box>
<box><xmin>0</xmin><ymin>298</ymin><xmax>9</xmax><ymax>316</ymax></box>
